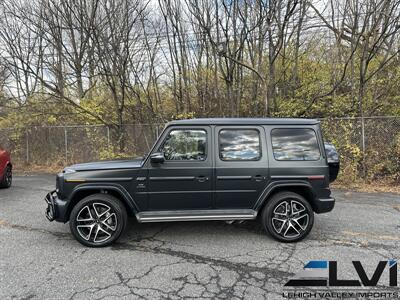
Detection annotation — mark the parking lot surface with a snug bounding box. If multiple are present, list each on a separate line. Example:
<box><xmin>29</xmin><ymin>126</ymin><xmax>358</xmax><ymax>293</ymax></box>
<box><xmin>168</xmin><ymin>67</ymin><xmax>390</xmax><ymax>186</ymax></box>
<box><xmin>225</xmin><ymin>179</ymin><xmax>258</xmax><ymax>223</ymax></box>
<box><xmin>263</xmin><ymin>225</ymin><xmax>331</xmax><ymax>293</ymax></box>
<box><xmin>0</xmin><ymin>175</ymin><xmax>399</xmax><ymax>299</ymax></box>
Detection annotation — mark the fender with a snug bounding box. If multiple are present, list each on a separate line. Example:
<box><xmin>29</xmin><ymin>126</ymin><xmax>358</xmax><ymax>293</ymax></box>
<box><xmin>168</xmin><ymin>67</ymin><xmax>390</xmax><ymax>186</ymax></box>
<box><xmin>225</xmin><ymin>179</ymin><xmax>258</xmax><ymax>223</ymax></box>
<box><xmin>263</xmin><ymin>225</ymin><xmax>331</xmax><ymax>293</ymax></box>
<box><xmin>68</xmin><ymin>183</ymin><xmax>140</xmax><ymax>214</ymax></box>
<box><xmin>0</xmin><ymin>149</ymin><xmax>11</xmax><ymax>173</ymax></box>
<box><xmin>253</xmin><ymin>180</ymin><xmax>316</xmax><ymax>211</ymax></box>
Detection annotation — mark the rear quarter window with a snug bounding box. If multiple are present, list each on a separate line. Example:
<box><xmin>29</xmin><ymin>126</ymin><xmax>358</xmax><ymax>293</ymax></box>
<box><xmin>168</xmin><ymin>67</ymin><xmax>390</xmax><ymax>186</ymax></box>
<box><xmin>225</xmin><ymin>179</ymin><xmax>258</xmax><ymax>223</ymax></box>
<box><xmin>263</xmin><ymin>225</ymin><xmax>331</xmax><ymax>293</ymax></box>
<box><xmin>271</xmin><ymin>128</ymin><xmax>321</xmax><ymax>161</ymax></box>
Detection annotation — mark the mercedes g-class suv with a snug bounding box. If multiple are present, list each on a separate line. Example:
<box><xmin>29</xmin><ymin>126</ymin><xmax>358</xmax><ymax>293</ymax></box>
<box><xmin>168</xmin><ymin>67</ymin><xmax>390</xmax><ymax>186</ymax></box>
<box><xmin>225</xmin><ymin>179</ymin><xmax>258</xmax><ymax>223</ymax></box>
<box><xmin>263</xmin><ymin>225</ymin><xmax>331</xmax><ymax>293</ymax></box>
<box><xmin>45</xmin><ymin>118</ymin><xmax>339</xmax><ymax>247</ymax></box>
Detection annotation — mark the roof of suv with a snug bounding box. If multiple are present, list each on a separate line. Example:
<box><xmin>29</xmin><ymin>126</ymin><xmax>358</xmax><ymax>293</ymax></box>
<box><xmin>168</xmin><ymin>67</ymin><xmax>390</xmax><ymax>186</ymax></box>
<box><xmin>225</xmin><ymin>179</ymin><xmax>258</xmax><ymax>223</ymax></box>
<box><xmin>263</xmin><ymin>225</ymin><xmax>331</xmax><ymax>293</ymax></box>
<box><xmin>168</xmin><ymin>118</ymin><xmax>319</xmax><ymax>126</ymax></box>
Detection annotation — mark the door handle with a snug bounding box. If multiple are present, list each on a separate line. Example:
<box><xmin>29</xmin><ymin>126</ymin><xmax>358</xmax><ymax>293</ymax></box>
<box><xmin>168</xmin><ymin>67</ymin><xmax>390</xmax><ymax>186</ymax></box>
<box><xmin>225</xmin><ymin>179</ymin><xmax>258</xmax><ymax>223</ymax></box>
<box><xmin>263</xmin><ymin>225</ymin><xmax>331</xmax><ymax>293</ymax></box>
<box><xmin>196</xmin><ymin>176</ymin><xmax>209</xmax><ymax>183</ymax></box>
<box><xmin>254</xmin><ymin>175</ymin><xmax>264</xmax><ymax>182</ymax></box>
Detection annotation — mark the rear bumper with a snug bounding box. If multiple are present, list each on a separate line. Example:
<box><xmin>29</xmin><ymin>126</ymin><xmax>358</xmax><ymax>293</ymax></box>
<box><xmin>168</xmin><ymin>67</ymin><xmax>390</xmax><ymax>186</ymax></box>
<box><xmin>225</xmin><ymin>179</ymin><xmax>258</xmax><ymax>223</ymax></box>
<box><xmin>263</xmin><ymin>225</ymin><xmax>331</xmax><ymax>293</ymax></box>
<box><xmin>313</xmin><ymin>197</ymin><xmax>335</xmax><ymax>213</ymax></box>
<box><xmin>44</xmin><ymin>191</ymin><xmax>68</xmax><ymax>222</ymax></box>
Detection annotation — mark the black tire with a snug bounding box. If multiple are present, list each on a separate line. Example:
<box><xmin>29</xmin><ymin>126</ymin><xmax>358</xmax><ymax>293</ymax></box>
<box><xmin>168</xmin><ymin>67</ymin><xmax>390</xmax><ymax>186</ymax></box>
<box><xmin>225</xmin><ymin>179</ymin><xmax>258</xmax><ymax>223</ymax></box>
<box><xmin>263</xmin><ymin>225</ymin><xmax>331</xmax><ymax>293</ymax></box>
<box><xmin>261</xmin><ymin>192</ymin><xmax>314</xmax><ymax>242</ymax></box>
<box><xmin>0</xmin><ymin>165</ymin><xmax>12</xmax><ymax>188</ymax></box>
<box><xmin>69</xmin><ymin>193</ymin><xmax>127</xmax><ymax>247</ymax></box>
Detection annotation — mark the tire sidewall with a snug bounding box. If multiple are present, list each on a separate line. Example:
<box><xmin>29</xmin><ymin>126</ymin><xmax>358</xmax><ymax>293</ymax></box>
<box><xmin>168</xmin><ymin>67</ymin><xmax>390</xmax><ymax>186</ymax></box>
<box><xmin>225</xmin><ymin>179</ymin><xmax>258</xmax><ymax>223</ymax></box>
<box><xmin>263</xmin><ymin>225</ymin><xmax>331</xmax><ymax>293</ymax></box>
<box><xmin>0</xmin><ymin>166</ymin><xmax>12</xmax><ymax>188</ymax></box>
<box><xmin>262</xmin><ymin>192</ymin><xmax>314</xmax><ymax>243</ymax></box>
<box><xmin>5</xmin><ymin>166</ymin><xmax>12</xmax><ymax>187</ymax></box>
<box><xmin>69</xmin><ymin>194</ymin><xmax>127</xmax><ymax>247</ymax></box>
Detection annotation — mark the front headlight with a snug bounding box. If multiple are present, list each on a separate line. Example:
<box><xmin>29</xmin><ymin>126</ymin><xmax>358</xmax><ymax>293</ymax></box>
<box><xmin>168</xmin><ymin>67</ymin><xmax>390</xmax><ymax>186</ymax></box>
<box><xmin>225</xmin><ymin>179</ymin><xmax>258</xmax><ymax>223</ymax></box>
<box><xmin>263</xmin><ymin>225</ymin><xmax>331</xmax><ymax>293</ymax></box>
<box><xmin>63</xmin><ymin>168</ymin><xmax>76</xmax><ymax>174</ymax></box>
<box><xmin>56</xmin><ymin>173</ymin><xmax>64</xmax><ymax>197</ymax></box>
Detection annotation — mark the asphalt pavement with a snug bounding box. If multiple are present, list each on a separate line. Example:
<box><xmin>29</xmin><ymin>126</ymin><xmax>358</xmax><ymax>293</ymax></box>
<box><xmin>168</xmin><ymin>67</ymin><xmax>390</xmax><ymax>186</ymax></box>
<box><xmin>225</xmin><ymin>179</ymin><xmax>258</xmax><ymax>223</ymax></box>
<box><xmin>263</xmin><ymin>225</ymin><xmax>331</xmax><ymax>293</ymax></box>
<box><xmin>0</xmin><ymin>175</ymin><xmax>399</xmax><ymax>299</ymax></box>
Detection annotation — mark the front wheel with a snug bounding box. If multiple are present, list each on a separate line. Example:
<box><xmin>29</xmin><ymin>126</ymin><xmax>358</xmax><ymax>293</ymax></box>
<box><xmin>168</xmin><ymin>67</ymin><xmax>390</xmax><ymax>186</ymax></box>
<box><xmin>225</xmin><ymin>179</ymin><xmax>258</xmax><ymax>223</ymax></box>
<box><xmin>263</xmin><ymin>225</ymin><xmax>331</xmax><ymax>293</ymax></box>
<box><xmin>261</xmin><ymin>192</ymin><xmax>314</xmax><ymax>242</ymax></box>
<box><xmin>69</xmin><ymin>194</ymin><xmax>127</xmax><ymax>247</ymax></box>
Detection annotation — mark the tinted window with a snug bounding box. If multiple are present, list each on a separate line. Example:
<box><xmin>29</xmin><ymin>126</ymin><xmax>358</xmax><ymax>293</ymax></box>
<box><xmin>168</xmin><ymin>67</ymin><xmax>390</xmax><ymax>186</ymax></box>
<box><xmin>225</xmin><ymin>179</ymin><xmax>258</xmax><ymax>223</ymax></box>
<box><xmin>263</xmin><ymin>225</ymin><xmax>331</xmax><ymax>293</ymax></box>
<box><xmin>271</xmin><ymin>128</ymin><xmax>320</xmax><ymax>161</ymax></box>
<box><xmin>219</xmin><ymin>129</ymin><xmax>261</xmax><ymax>161</ymax></box>
<box><xmin>159</xmin><ymin>129</ymin><xmax>206</xmax><ymax>161</ymax></box>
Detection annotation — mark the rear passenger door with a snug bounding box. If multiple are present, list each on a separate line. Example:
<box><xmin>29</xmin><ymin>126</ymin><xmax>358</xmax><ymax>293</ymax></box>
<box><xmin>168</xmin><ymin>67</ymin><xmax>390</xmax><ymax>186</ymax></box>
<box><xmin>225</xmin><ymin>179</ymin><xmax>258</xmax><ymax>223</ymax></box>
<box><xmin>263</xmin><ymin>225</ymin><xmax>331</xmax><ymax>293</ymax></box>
<box><xmin>214</xmin><ymin>126</ymin><xmax>269</xmax><ymax>209</ymax></box>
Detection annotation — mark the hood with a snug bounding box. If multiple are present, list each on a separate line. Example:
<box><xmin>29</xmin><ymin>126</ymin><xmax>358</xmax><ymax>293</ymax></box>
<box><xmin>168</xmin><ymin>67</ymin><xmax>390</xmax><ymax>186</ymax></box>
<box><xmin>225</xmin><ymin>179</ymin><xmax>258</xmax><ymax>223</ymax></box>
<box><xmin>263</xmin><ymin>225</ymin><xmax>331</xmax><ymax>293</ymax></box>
<box><xmin>65</xmin><ymin>157</ymin><xmax>144</xmax><ymax>172</ymax></box>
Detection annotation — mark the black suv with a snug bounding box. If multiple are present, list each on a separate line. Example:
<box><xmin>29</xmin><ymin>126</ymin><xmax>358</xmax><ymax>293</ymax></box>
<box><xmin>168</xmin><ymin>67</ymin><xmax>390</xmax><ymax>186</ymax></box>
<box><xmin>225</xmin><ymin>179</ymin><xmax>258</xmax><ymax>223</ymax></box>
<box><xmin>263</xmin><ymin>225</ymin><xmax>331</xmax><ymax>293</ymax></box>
<box><xmin>45</xmin><ymin>118</ymin><xmax>339</xmax><ymax>247</ymax></box>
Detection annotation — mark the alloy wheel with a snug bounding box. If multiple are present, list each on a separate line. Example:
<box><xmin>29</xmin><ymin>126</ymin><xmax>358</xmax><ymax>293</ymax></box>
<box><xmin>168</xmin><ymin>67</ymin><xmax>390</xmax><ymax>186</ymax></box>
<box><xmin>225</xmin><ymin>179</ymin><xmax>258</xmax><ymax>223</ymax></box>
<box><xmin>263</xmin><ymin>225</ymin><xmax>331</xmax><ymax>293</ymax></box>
<box><xmin>271</xmin><ymin>200</ymin><xmax>310</xmax><ymax>239</ymax></box>
<box><xmin>76</xmin><ymin>203</ymin><xmax>118</xmax><ymax>243</ymax></box>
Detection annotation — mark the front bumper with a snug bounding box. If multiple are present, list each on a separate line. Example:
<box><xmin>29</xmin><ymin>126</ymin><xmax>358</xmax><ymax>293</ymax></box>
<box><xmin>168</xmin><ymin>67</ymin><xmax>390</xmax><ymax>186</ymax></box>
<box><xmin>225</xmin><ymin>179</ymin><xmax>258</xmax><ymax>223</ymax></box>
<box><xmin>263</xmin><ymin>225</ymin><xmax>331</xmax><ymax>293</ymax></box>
<box><xmin>313</xmin><ymin>197</ymin><xmax>335</xmax><ymax>213</ymax></box>
<box><xmin>44</xmin><ymin>191</ymin><xmax>68</xmax><ymax>222</ymax></box>
<box><xmin>45</xmin><ymin>190</ymin><xmax>57</xmax><ymax>221</ymax></box>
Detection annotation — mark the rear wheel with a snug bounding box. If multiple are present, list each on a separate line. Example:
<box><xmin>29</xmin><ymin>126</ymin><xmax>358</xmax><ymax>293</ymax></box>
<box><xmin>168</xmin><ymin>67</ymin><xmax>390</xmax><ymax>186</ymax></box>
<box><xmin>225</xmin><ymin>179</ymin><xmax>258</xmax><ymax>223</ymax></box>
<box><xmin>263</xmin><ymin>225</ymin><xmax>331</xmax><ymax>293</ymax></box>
<box><xmin>0</xmin><ymin>165</ymin><xmax>12</xmax><ymax>188</ymax></box>
<box><xmin>261</xmin><ymin>192</ymin><xmax>314</xmax><ymax>242</ymax></box>
<box><xmin>69</xmin><ymin>194</ymin><xmax>127</xmax><ymax>247</ymax></box>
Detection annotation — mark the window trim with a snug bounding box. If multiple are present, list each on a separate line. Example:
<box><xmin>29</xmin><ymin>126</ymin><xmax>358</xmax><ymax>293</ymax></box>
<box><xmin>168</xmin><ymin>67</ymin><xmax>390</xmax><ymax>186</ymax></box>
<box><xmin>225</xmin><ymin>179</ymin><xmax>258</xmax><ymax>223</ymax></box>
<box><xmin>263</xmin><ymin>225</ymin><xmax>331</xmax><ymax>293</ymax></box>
<box><xmin>271</xmin><ymin>128</ymin><xmax>321</xmax><ymax>162</ymax></box>
<box><xmin>158</xmin><ymin>128</ymin><xmax>208</xmax><ymax>162</ymax></box>
<box><xmin>218</xmin><ymin>128</ymin><xmax>262</xmax><ymax>162</ymax></box>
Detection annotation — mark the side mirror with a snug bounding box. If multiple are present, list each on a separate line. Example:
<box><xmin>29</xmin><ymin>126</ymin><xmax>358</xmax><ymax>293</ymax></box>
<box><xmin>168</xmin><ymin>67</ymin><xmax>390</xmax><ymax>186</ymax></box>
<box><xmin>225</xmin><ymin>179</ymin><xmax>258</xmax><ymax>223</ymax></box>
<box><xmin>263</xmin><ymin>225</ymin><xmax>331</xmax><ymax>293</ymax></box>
<box><xmin>150</xmin><ymin>152</ymin><xmax>165</xmax><ymax>164</ymax></box>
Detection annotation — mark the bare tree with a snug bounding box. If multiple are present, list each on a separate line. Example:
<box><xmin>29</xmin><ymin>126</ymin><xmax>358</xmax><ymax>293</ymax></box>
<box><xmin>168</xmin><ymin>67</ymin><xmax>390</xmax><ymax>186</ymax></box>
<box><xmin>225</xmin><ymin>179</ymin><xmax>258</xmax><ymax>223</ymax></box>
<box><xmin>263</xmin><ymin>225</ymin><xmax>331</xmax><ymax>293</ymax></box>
<box><xmin>1</xmin><ymin>0</ymin><xmax>400</xmax><ymax>127</ymax></box>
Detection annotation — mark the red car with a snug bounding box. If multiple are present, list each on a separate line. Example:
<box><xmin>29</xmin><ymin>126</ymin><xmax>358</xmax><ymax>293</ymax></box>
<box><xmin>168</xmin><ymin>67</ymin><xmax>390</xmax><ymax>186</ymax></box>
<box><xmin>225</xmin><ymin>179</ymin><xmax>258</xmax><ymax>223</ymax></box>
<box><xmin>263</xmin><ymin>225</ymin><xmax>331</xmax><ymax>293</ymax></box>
<box><xmin>0</xmin><ymin>145</ymin><xmax>12</xmax><ymax>188</ymax></box>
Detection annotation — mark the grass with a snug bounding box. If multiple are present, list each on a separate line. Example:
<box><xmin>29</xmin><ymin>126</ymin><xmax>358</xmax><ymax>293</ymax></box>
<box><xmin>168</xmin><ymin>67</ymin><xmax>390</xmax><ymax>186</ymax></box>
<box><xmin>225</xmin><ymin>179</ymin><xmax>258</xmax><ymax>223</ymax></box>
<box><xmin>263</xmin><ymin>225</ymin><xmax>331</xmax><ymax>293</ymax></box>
<box><xmin>332</xmin><ymin>179</ymin><xmax>400</xmax><ymax>194</ymax></box>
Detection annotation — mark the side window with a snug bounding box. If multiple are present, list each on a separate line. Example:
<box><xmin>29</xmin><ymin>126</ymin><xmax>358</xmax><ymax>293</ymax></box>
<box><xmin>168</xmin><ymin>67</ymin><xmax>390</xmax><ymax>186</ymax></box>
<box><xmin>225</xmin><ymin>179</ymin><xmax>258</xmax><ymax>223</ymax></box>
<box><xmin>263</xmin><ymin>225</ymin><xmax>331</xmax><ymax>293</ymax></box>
<box><xmin>271</xmin><ymin>128</ymin><xmax>321</xmax><ymax>161</ymax></box>
<box><xmin>159</xmin><ymin>129</ymin><xmax>207</xmax><ymax>161</ymax></box>
<box><xmin>219</xmin><ymin>129</ymin><xmax>261</xmax><ymax>161</ymax></box>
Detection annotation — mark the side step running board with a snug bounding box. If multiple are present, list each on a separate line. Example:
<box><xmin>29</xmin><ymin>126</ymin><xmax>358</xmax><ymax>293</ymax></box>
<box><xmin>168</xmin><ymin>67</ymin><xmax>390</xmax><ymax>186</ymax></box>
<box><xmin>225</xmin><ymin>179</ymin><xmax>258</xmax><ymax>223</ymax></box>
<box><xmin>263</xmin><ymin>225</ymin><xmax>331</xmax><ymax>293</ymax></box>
<box><xmin>136</xmin><ymin>209</ymin><xmax>257</xmax><ymax>223</ymax></box>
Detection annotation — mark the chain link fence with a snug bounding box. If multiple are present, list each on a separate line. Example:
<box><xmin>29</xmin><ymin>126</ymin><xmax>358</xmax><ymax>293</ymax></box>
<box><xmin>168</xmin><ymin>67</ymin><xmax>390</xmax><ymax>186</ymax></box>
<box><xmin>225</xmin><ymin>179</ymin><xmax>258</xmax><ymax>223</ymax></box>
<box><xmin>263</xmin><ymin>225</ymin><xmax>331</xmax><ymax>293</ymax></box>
<box><xmin>0</xmin><ymin>124</ymin><xmax>163</xmax><ymax>167</ymax></box>
<box><xmin>319</xmin><ymin>116</ymin><xmax>400</xmax><ymax>181</ymax></box>
<box><xmin>1</xmin><ymin>117</ymin><xmax>399</xmax><ymax>180</ymax></box>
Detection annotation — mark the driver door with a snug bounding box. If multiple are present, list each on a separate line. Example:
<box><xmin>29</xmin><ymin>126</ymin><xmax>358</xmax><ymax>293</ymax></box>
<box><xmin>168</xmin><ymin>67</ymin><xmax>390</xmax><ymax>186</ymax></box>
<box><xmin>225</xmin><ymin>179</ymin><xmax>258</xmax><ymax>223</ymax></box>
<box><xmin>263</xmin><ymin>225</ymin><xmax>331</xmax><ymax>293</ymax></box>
<box><xmin>146</xmin><ymin>126</ymin><xmax>213</xmax><ymax>210</ymax></box>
